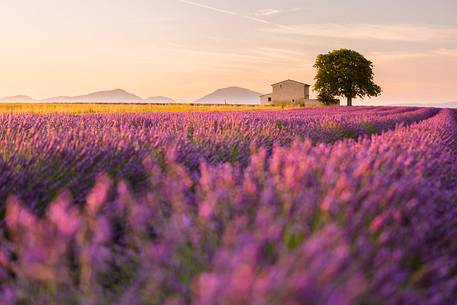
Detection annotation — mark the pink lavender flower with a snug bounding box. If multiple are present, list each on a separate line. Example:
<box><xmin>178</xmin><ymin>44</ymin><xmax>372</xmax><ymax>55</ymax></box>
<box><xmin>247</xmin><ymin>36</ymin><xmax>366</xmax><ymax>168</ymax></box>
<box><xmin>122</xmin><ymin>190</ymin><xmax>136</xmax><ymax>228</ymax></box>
<box><xmin>0</xmin><ymin>107</ymin><xmax>455</xmax><ymax>304</ymax></box>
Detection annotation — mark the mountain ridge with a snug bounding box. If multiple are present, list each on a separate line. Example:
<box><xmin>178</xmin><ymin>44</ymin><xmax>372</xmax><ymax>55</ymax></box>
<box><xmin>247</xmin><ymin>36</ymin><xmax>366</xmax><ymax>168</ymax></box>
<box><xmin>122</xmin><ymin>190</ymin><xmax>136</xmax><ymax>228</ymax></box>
<box><xmin>0</xmin><ymin>87</ymin><xmax>263</xmax><ymax>104</ymax></box>
<box><xmin>0</xmin><ymin>95</ymin><xmax>36</xmax><ymax>102</ymax></box>
<box><xmin>145</xmin><ymin>96</ymin><xmax>176</xmax><ymax>104</ymax></box>
<box><xmin>194</xmin><ymin>86</ymin><xmax>261</xmax><ymax>105</ymax></box>
<box><xmin>0</xmin><ymin>89</ymin><xmax>173</xmax><ymax>104</ymax></box>
<box><xmin>69</xmin><ymin>89</ymin><xmax>143</xmax><ymax>103</ymax></box>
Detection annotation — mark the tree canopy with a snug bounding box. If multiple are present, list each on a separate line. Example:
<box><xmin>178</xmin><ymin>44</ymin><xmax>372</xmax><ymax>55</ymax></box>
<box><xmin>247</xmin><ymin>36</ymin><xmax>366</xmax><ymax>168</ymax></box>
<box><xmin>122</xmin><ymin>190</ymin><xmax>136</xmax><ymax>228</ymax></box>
<box><xmin>314</xmin><ymin>49</ymin><xmax>382</xmax><ymax>106</ymax></box>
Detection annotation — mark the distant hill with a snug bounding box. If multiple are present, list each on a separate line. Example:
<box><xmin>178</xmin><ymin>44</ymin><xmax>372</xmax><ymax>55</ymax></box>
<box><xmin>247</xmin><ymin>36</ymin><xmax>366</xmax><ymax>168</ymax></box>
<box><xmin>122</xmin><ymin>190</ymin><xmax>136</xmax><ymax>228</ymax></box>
<box><xmin>0</xmin><ymin>95</ymin><xmax>36</xmax><ymax>102</ymax></box>
<box><xmin>0</xmin><ymin>89</ymin><xmax>175</xmax><ymax>104</ymax></box>
<box><xmin>145</xmin><ymin>96</ymin><xmax>175</xmax><ymax>104</ymax></box>
<box><xmin>42</xmin><ymin>96</ymin><xmax>73</xmax><ymax>103</ymax></box>
<box><xmin>1</xmin><ymin>89</ymin><xmax>146</xmax><ymax>103</ymax></box>
<box><xmin>195</xmin><ymin>87</ymin><xmax>261</xmax><ymax>105</ymax></box>
<box><xmin>69</xmin><ymin>89</ymin><xmax>143</xmax><ymax>103</ymax></box>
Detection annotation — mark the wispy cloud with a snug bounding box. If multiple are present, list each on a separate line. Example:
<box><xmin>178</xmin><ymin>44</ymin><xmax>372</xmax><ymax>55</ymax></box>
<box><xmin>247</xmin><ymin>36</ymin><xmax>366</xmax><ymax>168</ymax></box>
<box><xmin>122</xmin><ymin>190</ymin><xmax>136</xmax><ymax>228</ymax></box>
<box><xmin>178</xmin><ymin>0</ymin><xmax>236</xmax><ymax>15</ymax></box>
<box><xmin>243</xmin><ymin>16</ymin><xmax>295</xmax><ymax>31</ymax></box>
<box><xmin>254</xmin><ymin>7</ymin><xmax>304</xmax><ymax>16</ymax></box>
<box><xmin>243</xmin><ymin>16</ymin><xmax>275</xmax><ymax>25</ymax></box>
<box><xmin>370</xmin><ymin>48</ymin><xmax>457</xmax><ymax>61</ymax></box>
<box><xmin>268</xmin><ymin>24</ymin><xmax>457</xmax><ymax>43</ymax></box>
<box><xmin>177</xmin><ymin>0</ymin><xmax>293</xmax><ymax>30</ymax></box>
<box><xmin>254</xmin><ymin>9</ymin><xmax>280</xmax><ymax>16</ymax></box>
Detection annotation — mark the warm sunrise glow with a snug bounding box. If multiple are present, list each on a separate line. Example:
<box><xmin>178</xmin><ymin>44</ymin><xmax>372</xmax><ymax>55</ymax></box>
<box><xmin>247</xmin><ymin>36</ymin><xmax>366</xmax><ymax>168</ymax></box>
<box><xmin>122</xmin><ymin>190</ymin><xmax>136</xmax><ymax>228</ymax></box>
<box><xmin>0</xmin><ymin>0</ymin><xmax>456</xmax><ymax>104</ymax></box>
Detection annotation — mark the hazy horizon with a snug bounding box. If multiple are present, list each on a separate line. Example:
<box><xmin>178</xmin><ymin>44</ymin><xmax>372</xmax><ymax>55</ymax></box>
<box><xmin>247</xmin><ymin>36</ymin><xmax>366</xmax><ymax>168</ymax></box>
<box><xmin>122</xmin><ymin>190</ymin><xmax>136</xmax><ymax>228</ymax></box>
<box><xmin>1</xmin><ymin>87</ymin><xmax>455</xmax><ymax>107</ymax></box>
<box><xmin>1</xmin><ymin>0</ymin><xmax>456</xmax><ymax>104</ymax></box>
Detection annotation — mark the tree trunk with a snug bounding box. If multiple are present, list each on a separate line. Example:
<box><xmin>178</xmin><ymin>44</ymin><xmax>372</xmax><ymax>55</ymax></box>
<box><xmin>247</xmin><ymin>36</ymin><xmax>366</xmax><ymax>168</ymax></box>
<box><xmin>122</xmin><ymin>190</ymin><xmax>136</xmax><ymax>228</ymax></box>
<box><xmin>347</xmin><ymin>96</ymin><xmax>353</xmax><ymax>106</ymax></box>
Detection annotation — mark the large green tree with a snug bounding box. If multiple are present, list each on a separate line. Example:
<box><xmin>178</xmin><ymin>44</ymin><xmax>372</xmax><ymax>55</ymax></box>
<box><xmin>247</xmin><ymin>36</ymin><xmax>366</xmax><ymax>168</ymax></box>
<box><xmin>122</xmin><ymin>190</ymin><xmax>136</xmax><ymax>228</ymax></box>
<box><xmin>314</xmin><ymin>49</ymin><xmax>381</xmax><ymax>106</ymax></box>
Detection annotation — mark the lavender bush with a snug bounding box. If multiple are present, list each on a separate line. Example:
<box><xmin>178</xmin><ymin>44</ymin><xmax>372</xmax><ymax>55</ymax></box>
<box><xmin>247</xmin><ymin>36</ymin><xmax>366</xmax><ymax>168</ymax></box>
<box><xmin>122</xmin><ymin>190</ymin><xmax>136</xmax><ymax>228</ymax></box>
<box><xmin>0</xmin><ymin>106</ymin><xmax>456</xmax><ymax>305</ymax></box>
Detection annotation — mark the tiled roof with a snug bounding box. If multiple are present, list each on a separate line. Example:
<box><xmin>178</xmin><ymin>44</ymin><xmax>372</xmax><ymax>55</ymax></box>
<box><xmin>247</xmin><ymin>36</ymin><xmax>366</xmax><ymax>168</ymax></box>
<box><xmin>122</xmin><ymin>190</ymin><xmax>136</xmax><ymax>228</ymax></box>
<box><xmin>271</xmin><ymin>79</ymin><xmax>311</xmax><ymax>87</ymax></box>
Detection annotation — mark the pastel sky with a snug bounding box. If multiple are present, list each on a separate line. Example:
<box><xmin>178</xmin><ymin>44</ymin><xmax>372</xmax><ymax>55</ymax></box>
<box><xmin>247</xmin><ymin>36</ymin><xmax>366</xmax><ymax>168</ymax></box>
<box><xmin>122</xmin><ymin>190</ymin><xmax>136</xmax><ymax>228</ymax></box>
<box><xmin>0</xmin><ymin>0</ymin><xmax>456</xmax><ymax>103</ymax></box>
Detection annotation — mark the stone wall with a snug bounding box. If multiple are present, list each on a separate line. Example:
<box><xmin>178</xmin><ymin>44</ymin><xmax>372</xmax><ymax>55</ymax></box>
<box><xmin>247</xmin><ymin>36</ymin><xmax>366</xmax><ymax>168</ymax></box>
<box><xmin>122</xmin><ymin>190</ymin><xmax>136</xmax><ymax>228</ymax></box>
<box><xmin>272</xmin><ymin>80</ymin><xmax>310</xmax><ymax>104</ymax></box>
<box><xmin>260</xmin><ymin>93</ymin><xmax>273</xmax><ymax>105</ymax></box>
<box><xmin>303</xmin><ymin>99</ymin><xmax>325</xmax><ymax>107</ymax></box>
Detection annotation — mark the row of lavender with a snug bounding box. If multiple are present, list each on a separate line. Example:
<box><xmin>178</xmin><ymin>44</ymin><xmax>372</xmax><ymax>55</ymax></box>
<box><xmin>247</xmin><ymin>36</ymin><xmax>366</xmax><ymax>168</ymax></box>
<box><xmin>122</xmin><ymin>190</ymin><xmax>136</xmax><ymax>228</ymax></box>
<box><xmin>0</xmin><ymin>107</ymin><xmax>456</xmax><ymax>304</ymax></box>
<box><xmin>0</xmin><ymin>107</ymin><xmax>438</xmax><ymax>210</ymax></box>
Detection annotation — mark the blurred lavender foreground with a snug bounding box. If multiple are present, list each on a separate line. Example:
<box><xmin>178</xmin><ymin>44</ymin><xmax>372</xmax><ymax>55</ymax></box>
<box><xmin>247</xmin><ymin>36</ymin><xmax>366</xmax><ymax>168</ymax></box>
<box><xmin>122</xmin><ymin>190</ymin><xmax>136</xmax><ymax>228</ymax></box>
<box><xmin>0</xmin><ymin>106</ymin><xmax>456</xmax><ymax>305</ymax></box>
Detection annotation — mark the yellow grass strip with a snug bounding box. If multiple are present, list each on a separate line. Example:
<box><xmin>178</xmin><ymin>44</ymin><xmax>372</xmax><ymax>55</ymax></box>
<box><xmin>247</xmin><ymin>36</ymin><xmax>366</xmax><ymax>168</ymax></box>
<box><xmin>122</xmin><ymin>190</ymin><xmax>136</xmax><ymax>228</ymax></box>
<box><xmin>0</xmin><ymin>103</ymin><xmax>286</xmax><ymax>114</ymax></box>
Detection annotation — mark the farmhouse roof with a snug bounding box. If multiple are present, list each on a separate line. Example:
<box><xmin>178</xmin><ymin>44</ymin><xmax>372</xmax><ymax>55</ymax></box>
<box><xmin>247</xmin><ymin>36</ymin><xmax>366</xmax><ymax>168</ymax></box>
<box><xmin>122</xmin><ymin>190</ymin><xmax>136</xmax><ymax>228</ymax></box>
<box><xmin>271</xmin><ymin>79</ymin><xmax>311</xmax><ymax>87</ymax></box>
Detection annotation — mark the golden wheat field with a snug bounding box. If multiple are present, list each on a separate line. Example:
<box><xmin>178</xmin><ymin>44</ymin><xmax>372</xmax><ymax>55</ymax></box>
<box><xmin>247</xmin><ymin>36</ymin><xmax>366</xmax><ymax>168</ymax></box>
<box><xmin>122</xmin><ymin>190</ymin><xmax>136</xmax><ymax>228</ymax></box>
<box><xmin>0</xmin><ymin>103</ymin><xmax>282</xmax><ymax>114</ymax></box>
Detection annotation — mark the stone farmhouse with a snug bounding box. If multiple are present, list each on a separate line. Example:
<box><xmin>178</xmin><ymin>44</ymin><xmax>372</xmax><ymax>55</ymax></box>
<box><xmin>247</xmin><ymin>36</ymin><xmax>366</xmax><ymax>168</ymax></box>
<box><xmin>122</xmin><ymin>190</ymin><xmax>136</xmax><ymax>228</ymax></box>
<box><xmin>260</xmin><ymin>79</ymin><xmax>322</xmax><ymax>106</ymax></box>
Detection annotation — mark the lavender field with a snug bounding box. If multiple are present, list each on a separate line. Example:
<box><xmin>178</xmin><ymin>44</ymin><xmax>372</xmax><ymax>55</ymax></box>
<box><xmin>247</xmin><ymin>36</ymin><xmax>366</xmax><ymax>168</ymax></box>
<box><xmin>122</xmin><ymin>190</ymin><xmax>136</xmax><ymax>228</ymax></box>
<box><xmin>0</xmin><ymin>106</ymin><xmax>456</xmax><ymax>305</ymax></box>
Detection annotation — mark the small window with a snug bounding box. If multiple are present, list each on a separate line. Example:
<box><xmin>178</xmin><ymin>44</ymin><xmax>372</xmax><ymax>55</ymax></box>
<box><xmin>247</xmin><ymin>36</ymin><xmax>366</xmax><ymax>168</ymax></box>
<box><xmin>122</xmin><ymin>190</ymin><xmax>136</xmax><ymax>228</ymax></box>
<box><xmin>268</xmin><ymin>97</ymin><xmax>272</xmax><ymax>102</ymax></box>
<box><xmin>292</xmin><ymin>99</ymin><xmax>295</xmax><ymax>103</ymax></box>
